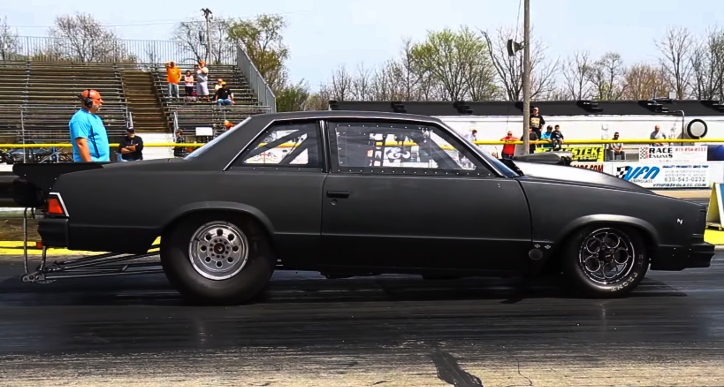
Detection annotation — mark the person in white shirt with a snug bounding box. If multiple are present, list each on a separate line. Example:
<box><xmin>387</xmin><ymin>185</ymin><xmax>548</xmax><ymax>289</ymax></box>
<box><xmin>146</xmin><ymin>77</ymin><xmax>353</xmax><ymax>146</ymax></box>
<box><xmin>464</xmin><ymin>129</ymin><xmax>477</xmax><ymax>143</ymax></box>
<box><xmin>650</xmin><ymin>125</ymin><xmax>666</xmax><ymax>146</ymax></box>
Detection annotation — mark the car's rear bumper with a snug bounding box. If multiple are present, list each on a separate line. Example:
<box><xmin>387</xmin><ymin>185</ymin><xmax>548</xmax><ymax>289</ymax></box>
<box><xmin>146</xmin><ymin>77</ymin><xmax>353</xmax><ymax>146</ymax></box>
<box><xmin>651</xmin><ymin>235</ymin><xmax>715</xmax><ymax>271</ymax></box>
<box><xmin>38</xmin><ymin>217</ymin><xmax>69</xmax><ymax>248</ymax></box>
<box><xmin>38</xmin><ymin>217</ymin><xmax>157</xmax><ymax>254</ymax></box>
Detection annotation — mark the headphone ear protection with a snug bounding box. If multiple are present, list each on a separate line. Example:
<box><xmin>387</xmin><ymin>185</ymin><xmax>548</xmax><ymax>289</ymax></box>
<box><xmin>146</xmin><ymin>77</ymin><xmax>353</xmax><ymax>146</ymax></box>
<box><xmin>80</xmin><ymin>89</ymin><xmax>94</xmax><ymax>108</ymax></box>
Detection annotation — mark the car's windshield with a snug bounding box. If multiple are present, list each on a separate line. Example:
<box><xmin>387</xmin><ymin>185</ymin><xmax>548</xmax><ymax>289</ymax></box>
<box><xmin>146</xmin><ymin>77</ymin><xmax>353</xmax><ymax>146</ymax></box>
<box><xmin>439</xmin><ymin>122</ymin><xmax>520</xmax><ymax>177</ymax></box>
<box><xmin>184</xmin><ymin>117</ymin><xmax>252</xmax><ymax>159</ymax></box>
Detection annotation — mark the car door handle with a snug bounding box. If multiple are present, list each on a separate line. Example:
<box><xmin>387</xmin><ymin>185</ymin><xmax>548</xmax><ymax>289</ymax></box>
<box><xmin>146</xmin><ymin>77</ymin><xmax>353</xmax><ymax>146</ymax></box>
<box><xmin>326</xmin><ymin>190</ymin><xmax>350</xmax><ymax>198</ymax></box>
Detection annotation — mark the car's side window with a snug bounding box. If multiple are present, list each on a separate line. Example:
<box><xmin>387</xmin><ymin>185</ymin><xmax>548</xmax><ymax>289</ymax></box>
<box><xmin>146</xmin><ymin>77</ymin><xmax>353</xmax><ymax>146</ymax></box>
<box><xmin>328</xmin><ymin>121</ymin><xmax>492</xmax><ymax>176</ymax></box>
<box><xmin>231</xmin><ymin>121</ymin><xmax>324</xmax><ymax>169</ymax></box>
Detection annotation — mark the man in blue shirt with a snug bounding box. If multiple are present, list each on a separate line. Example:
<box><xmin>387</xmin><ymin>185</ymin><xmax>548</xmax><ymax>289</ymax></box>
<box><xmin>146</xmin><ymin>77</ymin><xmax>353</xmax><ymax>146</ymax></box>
<box><xmin>69</xmin><ymin>89</ymin><xmax>110</xmax><ymax>162</ymax></box>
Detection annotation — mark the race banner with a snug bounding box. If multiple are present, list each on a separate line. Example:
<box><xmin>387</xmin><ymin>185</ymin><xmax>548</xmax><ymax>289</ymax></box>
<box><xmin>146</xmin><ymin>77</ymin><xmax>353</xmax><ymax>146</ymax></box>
<box><xmin>536</xmin><ymin>145</ymin><xmax>604</xmax><ymax>162</ymax></box>
<box><xmin>637</xmin><ymin>146</ymin><xmax>707</xmax><ymax>163</ymax></box>
<box><xmin>571</xmin><ymin>162</ymin><xmax>605</xmax><ymax>173</ymax></box>
<box><xmin>614</xmin><ymin>163</ymin><xmax>710</xmax><ymax>188</ymax></box>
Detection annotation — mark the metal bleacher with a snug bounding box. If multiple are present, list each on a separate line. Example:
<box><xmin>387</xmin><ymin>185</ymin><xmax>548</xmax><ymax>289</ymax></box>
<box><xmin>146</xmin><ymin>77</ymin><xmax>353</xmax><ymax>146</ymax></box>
<box><xmin>151</xmin><ymin>63</ymin><xmax>269</xmax><ymax>135</ymax></box>
<box><xmin>0</xmin><ymin>60</ymin><xmax>129</xmax><ymax>143</ymax></box>
<box><xmin>0</xmin><ymin>58</ymin><xmax>273</xmax><ymax>150</ymax></box>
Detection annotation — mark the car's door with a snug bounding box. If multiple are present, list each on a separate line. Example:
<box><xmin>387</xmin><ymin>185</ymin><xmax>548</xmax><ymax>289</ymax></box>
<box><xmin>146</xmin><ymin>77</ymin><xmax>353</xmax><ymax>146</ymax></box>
<box><xmin>319</xmin><ymin>119</ymin><xmax>532</xmax><ymax>273</ymax></box>
<box><xmin>226</xmin><ymin>119</ymin><xmax>327</xmax><ymax>269</ymax></box>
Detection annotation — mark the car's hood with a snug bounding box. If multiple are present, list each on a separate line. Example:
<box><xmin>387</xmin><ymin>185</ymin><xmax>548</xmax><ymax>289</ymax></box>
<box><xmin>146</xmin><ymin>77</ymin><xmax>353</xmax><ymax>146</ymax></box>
<box><xmin>513</xmin><ymin>161</ymin><xmax>654</xmax><ymax>194</ymax></box>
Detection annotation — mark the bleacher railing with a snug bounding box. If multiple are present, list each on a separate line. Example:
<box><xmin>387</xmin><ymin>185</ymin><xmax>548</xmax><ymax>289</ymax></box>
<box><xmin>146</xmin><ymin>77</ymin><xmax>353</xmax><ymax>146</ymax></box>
<box><xmin>0</xmin><ymin>104</ymin><xmax>130</xmax><ymax>142</ymax></box>
<box><xmin>5</xmin><ymin>36</ymin><xmax>237</xmax><ymax>65</ymax></box>
<box><xmin>235</xmin><ymin>44</ymin><xmax>276</xmax><ymax>113</ymax></box>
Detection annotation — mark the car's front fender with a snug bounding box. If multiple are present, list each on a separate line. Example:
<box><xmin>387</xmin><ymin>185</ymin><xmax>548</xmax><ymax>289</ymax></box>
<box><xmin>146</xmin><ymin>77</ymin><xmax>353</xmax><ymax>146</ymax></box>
<box><xmin>555</xmin><ymin>214</ymin><xmax>660</xmax><ymax>246</ymax></box>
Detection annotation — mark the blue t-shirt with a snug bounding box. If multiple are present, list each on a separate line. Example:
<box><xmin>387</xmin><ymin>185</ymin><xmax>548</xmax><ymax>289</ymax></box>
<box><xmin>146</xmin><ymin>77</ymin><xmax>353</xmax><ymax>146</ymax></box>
<box><xmin>540</xmin><ymin>131</ymin><xmax>552</xmax><ymax>148</ymax></box>
<box><xmin>69</xmin><ymin>109</ymin><xmax>110</xmax><ymax>162</ymax></box>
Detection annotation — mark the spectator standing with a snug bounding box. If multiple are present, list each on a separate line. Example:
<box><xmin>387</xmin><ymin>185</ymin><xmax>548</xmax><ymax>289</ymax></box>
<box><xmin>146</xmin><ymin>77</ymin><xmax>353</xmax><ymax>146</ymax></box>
<box><xmin>118</xmin><ymin>128</ymin><xmax>144</xmax><ymax>162</ymax></box>
<box><xmin>183</xmin><ymin>70</ymin><xmax>195</xmax><ymax>101</ymax></box>
<box><xmin>650</xmin><ymin>125</ymin><xmax>666</xmax><ymax>146</ymax></box>
<box><xmin>173</xmin><ymin>129</ymin><xmax>187</xmax><ymax>158</ymax></box>
<box><xmin>523</xmin><ymin>127</ymin><xmax>539</xmax><ymax>154</ymax></box>
<box><xmin>196</xmin><ymin>60</ymin><xmax>210</xmax><ymax>102</ymax></box>
<box><xmin>69</xmin><ymin>89</ymin><xmax>110</xmax><ymax>162</ymax></box>
<box><xmin>500</xmin><ymin>130</ymin><xmax>517</xmax><ymax>159</ymax></box>
<box><xmin>464</xmin><ymin>129</ymin><xmax>477</xmax><ymax>143</ymax></box>
<box><xmin>530</xmin><ymin>106</ymin><xmax>546</xmax><ymax>138</ymax></box>
<box><xmin>164</xmin><ymin>61</ymin><xmax>182</xmax><ymax>100</ymax></box>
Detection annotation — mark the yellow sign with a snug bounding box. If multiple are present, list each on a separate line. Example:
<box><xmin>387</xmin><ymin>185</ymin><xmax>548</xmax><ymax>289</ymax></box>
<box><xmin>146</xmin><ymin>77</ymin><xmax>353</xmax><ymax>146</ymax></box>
<box><xmin>536</xmin><ymin>145</ymin><xmax>604</xmax><ymax>162</ymax></box>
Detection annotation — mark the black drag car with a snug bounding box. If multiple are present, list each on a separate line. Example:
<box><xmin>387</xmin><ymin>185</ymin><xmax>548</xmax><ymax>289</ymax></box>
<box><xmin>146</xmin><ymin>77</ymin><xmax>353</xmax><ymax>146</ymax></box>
<box><xmin>12</xmin><ymin>110</ymin><xmax>714</xmax><ymax>304</ymax></box>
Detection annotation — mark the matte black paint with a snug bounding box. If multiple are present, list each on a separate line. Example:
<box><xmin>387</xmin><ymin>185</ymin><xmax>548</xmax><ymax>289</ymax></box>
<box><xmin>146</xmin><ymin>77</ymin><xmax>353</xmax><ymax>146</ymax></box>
<box><xmin>320</xmin><ymin>174</ymin><xmax>531</xmax><ymax>272</ymax></box>
<box><xmin>27</xmin><ymin>110</ymin><xmax>714</xmax><ymax>277</ymax></box>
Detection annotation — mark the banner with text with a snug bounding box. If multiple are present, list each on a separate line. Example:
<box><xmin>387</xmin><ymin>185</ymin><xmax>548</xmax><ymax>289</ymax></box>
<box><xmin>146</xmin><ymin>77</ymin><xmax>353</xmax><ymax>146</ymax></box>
<box><xmin>637</xmin><ymin>146</ymin><xmax>707</xmax><ymax>163</ymax></box>
<box><xmin>571</xmin><ymin>162</ymin><xmax>606</xmax><ymax>173</ymax></box>
<box><xmin>536</xmin><ymin>145</ymin><xmax>604</xmax><ymax>162</ymax></box>
<box><xmin>613</xmin><ymin>163</ymin><xmax>711</xmax><ymax>188</ymax></box>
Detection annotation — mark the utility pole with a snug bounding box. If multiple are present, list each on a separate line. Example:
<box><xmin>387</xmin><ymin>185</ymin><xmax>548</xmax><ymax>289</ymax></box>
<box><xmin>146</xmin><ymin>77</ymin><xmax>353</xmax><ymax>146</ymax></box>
<box><xmin>522</xmin><ymin>0</ymin><xmax>531</xmax><ymax>155</ymax></box>
<box><xmin>201</xmin><ymin>8</ymin><xmax>213</xmax><ymax>63</ymax></box>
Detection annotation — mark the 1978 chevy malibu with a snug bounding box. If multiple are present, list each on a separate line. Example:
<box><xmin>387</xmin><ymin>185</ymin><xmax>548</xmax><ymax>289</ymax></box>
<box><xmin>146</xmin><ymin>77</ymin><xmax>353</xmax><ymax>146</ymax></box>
<box><xmin>20</xmin><ymin>110</ymin><xmax>714</xmax><ymax>304</ymax></box>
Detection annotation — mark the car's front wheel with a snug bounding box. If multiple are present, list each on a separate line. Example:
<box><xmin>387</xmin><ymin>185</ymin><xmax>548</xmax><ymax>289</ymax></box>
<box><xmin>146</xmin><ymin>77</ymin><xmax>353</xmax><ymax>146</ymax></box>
<box><xmin>561</xmin><ymin>225</ymin><xmax>649</xmax><ymax>298</ymax></box>
<box><xmin>160</xmin><ymin>213</ymin><xmax>276</xmax><ymax>305</ymax></box>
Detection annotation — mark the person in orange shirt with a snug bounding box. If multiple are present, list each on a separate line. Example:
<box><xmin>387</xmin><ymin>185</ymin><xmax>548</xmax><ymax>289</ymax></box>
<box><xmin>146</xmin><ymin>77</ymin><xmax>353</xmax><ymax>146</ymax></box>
<box><xmin>164</xmin><ymin>61</ymin><xmax>182</xmax><ymax>100</ymax></box>
<box><xmin>500</xmin><ymin>130</ymin><xmax>517</xmax><ymax>159</ymax></box>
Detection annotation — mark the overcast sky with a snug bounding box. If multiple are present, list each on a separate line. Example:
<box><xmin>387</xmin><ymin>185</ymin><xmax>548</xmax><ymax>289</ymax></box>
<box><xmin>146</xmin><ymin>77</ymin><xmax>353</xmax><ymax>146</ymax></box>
<box><xmin>3</xmin><ymin>0</ymin><xmax>722</xmax><ymax>89</ymax></box>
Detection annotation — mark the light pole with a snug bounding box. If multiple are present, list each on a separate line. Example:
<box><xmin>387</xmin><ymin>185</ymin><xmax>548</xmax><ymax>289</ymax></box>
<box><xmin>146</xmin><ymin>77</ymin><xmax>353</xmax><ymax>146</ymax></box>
<box><xmin>201</xmin><ymin>8</ymin><xmax>213</xmax><ymax>63</ymax></box>
<box><xmin>521</xmin><ymin>0</ymin><xmax>531</xmax><ymax>154</ymax></box>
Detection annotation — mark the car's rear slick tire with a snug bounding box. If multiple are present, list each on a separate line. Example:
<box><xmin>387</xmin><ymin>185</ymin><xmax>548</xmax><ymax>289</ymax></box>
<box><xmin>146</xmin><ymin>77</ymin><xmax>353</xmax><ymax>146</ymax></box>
<box><xmin>561</xmin><ymin>224</ymin><xmax>649</xmax><ymax>298</ymax></box>
<box><xmin>160</xmin><ymin>213</ymin><xmax>275</xmax><ymax>305</ymax></box>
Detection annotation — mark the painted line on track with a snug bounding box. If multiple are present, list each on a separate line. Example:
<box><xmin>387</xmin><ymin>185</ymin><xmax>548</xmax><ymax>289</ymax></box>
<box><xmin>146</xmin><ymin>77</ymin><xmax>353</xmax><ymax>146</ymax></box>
<box><xmin>0</xmin><ymin>237</ymin><xmax>162</xmax><ymax>256</ymax></box>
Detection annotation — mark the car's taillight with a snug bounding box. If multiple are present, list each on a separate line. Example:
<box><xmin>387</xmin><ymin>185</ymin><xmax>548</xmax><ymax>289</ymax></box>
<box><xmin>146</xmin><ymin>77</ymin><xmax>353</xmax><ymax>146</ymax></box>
<box><xmin>47</xmin><ymin>196</ymin><xmax>66</xmax><ymax>216</ymax></box>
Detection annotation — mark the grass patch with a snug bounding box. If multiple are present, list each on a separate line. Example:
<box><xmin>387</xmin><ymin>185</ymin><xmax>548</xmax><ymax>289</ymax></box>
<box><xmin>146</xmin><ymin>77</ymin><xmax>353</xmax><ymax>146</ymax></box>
<box><xmin>0</xmin><ymin>219</ymin><xmax>40</xmax><ymax>241</ymax></box>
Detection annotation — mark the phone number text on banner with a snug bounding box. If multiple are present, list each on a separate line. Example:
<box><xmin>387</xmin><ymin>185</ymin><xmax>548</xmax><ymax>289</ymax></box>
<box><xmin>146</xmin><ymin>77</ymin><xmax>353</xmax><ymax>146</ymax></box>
<box><xmin>637</xmin><ymin>146</ymin><xmax>707</xmax><ymax>162</ymax></box>
<box><xmin>536</xmin><ymin>145</ymin><xmax>604</xmax><ymax>162</ymax></box>
<box><xmin>614</xmin><ymin>163</ymin><xmax>710</xmax><ymax>188</ymax></box>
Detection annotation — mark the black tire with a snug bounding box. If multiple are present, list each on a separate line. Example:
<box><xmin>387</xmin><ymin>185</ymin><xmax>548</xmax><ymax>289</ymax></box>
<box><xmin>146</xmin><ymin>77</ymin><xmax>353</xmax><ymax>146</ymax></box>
<box><xmin>561</xmin><ymin>224</ymin><xmax>649</xmax><ymax>298</ymax></box>
<box><xmin>160</xmin><ymin>212</ymin><xmax>276</xmax><ymax>305</ymax></box>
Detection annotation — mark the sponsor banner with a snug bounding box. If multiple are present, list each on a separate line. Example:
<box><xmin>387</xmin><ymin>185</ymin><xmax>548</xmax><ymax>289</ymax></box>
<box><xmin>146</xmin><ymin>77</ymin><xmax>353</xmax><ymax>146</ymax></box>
<box><xmin>536</xmin><ymin>145</ymin><xmax>604</xmax><ymax>162</ymax></box>
<box><xmin>571</xmin><ymin>162</ymin><xmax>605</xmax><ymax>173</ymax></box>
<box><xmin>637</xmin><ymin>146</ymin><xmax>707</xmax><ymax>163</ymax></box>
<box><xmin>614</xmin><ymin>163</ymin><xmax>710</xmax><ymax>188</ymax></box>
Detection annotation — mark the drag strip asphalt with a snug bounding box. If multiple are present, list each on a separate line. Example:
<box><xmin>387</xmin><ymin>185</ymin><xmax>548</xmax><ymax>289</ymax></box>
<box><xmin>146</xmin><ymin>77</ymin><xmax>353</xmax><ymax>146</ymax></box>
<box><xmin>0</xmin><ymin>254</ymin><xmax>723</xmax><ymax>386</ymax></box>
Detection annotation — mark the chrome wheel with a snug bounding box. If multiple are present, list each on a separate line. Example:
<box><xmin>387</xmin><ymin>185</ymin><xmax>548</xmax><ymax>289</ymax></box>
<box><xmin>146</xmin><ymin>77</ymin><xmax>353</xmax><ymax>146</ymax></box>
<box><xmin>188</xmin><ymin>221</ymin><xmax>249</xmax><ymax>281</ymax></box>
<box><xmin>578</xmin><ymin>227</ymin><xmax>636</xmax><ymax>285</ymax></box>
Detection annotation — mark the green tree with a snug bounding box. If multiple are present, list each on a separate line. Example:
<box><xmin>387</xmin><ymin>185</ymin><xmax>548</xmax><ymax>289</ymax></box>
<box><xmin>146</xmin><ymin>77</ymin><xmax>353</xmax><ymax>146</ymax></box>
<box><xmin>225</xmin><ymin>14</ymin><xmax>289</xmax><ymax>93</ymax></box>
<box><xmin>409</xmin><ymin>26</ymin><xmax>498</xmax><ymax>101</ymax></box>
<box><xmin>276</xmin><ymin>80</ymin><xmax>312</xmax><ymax>111</ymax></box>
